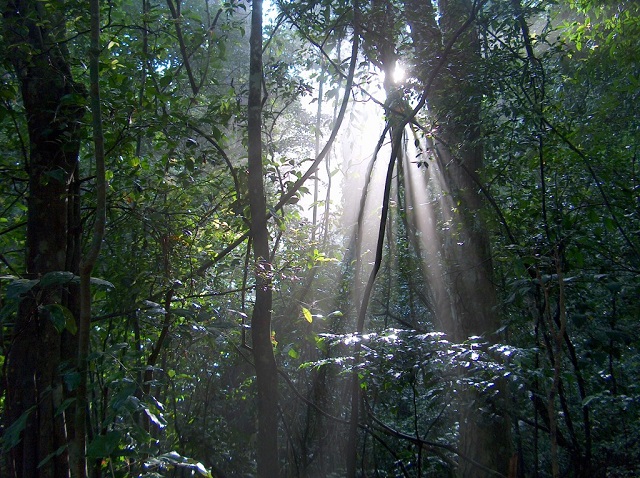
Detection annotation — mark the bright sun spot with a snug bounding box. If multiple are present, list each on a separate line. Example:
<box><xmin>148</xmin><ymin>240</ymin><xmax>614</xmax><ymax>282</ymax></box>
<box><xmin>393</xmin><ymin>63</ymin><xmax>406</xmax><ymax>84</ymax></box>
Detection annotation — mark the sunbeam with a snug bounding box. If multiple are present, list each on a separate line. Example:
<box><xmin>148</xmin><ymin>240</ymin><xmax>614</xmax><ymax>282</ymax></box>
<box><xmin>403</xmin><ymin>129</ymin><xmax>454</xmax><ymax>333</ymax></box>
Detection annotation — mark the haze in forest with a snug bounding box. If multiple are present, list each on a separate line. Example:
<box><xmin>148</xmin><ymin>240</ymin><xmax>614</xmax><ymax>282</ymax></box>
<box><xmin>0</xmin><ymin>0</ymin><xmax>638</xmax><ymax>477</ymax></box>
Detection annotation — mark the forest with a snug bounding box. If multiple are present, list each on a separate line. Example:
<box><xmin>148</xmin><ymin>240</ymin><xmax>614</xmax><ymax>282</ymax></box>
<box><xmin>0</xmin><ymin>0</ymin><xmax>638</xmax><ymax>476</ymax></box>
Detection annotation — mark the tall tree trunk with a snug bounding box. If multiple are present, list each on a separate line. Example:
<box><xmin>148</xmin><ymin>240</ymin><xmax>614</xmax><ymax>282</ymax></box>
<box><xmin>72</xmin><ymin>0</ymin><xmax>107</xmax><ymax>474</ymax></box>
<box><xmin>405</xmin><ymin>0</ymin><xmax>511</xmax><ymax>476</ymax></box>
<box><xmin>247</xmin><ymin>0</ymin><xmax>279</xmax><ymax>475</ymax></box>
<box><xmin>2</xmin><ymin>0</ymin><xmax>85</xmax><ymax>476</ymax></box>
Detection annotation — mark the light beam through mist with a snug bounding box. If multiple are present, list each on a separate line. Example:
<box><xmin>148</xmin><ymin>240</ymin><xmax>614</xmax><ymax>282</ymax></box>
<box><xmin>403</xmin><ymin>132</ymin><xmax>455</xmax><ymax>332</ymax></box>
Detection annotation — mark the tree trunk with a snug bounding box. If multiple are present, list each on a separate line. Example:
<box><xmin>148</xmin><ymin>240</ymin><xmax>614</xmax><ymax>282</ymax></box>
<box><xmin>2</xmin><ymin>0</ymin><xmax>85</xmax><ymax>476</ymax></box>
<box><xmin>247</xmin><ymin>0</ymin><xmax>279</xmax><ymax>475</ymax></box>
<box><xmin>72</xmin><ymin>0</ymin><xmax>107</xmax><ymax>474</ymax></box>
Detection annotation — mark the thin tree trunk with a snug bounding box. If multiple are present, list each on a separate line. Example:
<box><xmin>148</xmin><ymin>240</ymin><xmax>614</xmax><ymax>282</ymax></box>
<box><xmin>247</xmin><ymin>0</ymin><xmax>279</xmax><ymax>475</ymax></box>
<box><xmin>73</xmin><ymin>0</ymin><xmax>107</xmax><ymax>475</ymax></box>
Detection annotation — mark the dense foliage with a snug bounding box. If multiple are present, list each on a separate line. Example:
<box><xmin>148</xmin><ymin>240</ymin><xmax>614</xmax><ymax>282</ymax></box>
<box><xmin>0</xmin><ymin>0</ymin><xmax>638</xmax><ymax>476</ymax></box>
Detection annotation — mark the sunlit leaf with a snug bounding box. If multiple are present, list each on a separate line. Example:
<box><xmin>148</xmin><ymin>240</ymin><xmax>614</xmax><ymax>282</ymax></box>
<box><xmin>301</xmin><ymin>306</ymin><xmax>313</xmax><ymax>323</ymax></box>
<box><xmin>89</xmin><ymin>277</ymin><xmax>115</xmax><ymax>289</ymax></box>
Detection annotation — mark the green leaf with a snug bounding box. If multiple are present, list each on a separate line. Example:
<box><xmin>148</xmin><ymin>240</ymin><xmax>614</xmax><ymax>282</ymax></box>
<box><xmin>43</xmin><ymin>304</ymin><xmax>64</xmax><ymax>333</ymax></box>
<box><xmin>142</xmin><ymin>300</ymin><xmax>166</xmax><ymax>315</ymax></box>
<box><xmin>43</xmin><ymin>168</ymin><xmax>67</xmax><ymax>184</ymax></box>
<box><xmin>40</xmin><ymin>271</ymin><xmax>77</xmax><ymax>288</ymax></box>
<box><xmin>605</xmin><ymin>280</ymin><xmax>622</xmax><ymax>293</ymax></box>
<box><xmin>144</xmin><ymin>407</ymin><xmax>167</xmax><ymax>428</ymax></box>
<box><xmin>301</xmin><ymin>306</ymin><xmax>313</xmax><ymax>323</ymax></box>
<box><xmin>1</xmin><ymin>406</ymin><xmax>34</xmax><ymax>452</ymax></box>
<box><xmin>110</xmin><ymin>379</ymin><xmax>137</xmax><ymax>410</ymax></box>
<box><xmin>159</xmin><ymin>75</ymin><xmax>173</xmax><ymax>88</ymax></box>
<box><xmin>43</xmin><ymin>304</ymin><xmax>77</xmax><ymax>334</ymax></box>
<box><xmin>0</xmin><ymin>301</ymin><xmax>19</xmax><ymax>324</ymax></box>
<box><xmin>603</xmin><ymin>216</ymin><xmax>615</xmax><ymax>232</ymax></box>
<box><xmin>152</xmin><ymin>451</ymin><xmax>212</xmax><ymax>477</ymax></box>
<box><xmin>55</xmin><ymin>398</ymin><xmax>75</xmax><ymax>417</ymax></box>
<box><xmin>86</xmin><ymin>431</ymin><xmax>121</xmax><ymax>458</ymax></box>
<box><xmin>63</xmin><ymin>371</ymin><xmax>81</xmax><ymax>391</ymax></box>
<box><xmin>6</xmin><ymin>279</ymin><xmax>39</xmax><ymax>300</ymax></box>
<box><xmin>286</xmin><ymin>345</ymin><xmax>299</xmax><ymax>359</ymax></box>
<box><xmin>38</xmin><ymin>445</ymin><xmax>67</xmax><ymax>469</ymax></box>
<box><xmin>90</xmin><ymin>277</ymin><xmax>115</xmax><ymax>289</ymax></box>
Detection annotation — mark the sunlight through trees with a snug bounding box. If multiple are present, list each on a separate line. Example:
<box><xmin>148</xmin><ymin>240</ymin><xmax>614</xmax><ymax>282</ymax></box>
<box><xmin>0</xmin><ymin>0</ymin><xmax>638</xmax><ymax>477</ymax></box>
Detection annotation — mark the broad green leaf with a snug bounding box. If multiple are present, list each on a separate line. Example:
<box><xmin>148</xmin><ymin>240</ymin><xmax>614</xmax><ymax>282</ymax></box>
<box><xmin>86</xmin><ymin>431</ymin><xmax>121</xmax><ymax>458</ymax></box>
<box><xmin>110</xmin><ymin>379</ymin><xmax>137</xmax><ymax>410</ymax></box>
<box><xmin>90</xmin><ymin>277</ymin><xmax>115</xmax><ymax>289</ymax></box>
<box><xmin>40</xmin><ymin>271</ymin><xmax>77</xmax><ymax>288</ymax></box>
<box><xmin>6</xmin><ymin>279</ymin><xmax>39</xmax><ymax>300</ymax></box>
<box><xmin>43</xmin><ymin>304</ymin><xmax>77</xmax><ymax>334</ymax></box>
<box><xmin>144</xmin><ymin>407</ymin><xmax>167</xmax><ymax>428</ymax></box>
<box><xmin>1</xmin><ymin>406</ymin><xmax>34</xmax><ymax>452</ymax></box>
<box><xmin>142</xmin><ymin>300</ymin><xmax>166</xmax><ymax>315</ymax></box>
<box><xmin>38</xmin><ymin>445</ymin><xmax>67</xmax><ymax>469</ymax></box>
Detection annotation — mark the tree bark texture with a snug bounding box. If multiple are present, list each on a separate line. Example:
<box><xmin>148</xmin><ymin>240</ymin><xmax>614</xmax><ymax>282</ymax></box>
<box><xmin>247</xmin><ymin>0</ymin><xmax>279</xmax><ymax>476</ymax></box>
<box><xmin>2</xmin><ymin>0</ymin><xmax>84</xmax><ymax>476</ymax></box>
<box><xmin>405</xmin><ymin>0</ymin><xmax>511</xmax><ymax>476</ymax></box>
